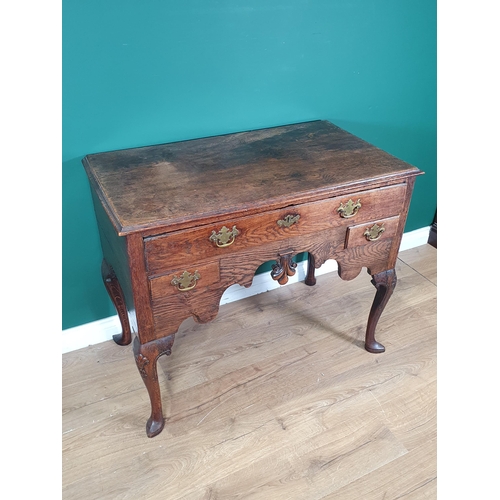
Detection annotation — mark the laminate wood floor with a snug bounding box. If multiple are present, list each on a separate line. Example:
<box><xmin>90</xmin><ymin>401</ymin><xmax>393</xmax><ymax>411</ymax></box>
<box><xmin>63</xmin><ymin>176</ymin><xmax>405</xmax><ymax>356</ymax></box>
<box><xmin>62</xmin><ymin>244</ymin><xmax>437</xmax><ymax>500</ymax></box>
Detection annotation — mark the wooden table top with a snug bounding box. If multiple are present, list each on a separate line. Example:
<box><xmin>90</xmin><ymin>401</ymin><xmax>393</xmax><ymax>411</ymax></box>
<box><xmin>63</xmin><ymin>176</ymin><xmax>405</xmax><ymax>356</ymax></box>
<box><xmin>83</xmin><ymin>120</ymin><xmax>421</xmax><ymax>235</ymax></box>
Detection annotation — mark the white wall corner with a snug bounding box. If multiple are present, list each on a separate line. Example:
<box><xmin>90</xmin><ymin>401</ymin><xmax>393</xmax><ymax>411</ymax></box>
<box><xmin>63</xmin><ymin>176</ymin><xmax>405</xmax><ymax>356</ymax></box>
<box><xmin>62</xmin><ymin>226</ymin><xmax>430</xmax><ymax>354</ymax></box>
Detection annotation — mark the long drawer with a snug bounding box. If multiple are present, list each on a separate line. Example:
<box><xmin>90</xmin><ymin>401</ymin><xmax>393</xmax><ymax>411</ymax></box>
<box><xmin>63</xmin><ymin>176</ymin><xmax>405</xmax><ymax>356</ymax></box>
<box><xmin>144</xmin><ymin>183</ymin><xmax>407</xmax><ymax>276</ymax></box>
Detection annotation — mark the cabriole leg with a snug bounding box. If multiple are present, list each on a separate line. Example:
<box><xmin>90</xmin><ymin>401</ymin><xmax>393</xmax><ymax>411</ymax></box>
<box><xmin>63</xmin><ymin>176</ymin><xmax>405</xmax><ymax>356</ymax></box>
<box><xmin>101</xmin><ymin>259</ymin><xmax>132</xmax><ymax>346</ymax></box>
<box><xmin>365</xmin><ymin>269</ymin><xmax>397</xmax><ymax>353</ymax></box>
<box><xmin>305</xmin><ymin>252</ymin><xmax>317</xmax><ymax>286</ymax></box>
<box><xmin>133</xmin><ymin>335</ymin><xmax>175</xmax><ymax>438</ymax></box>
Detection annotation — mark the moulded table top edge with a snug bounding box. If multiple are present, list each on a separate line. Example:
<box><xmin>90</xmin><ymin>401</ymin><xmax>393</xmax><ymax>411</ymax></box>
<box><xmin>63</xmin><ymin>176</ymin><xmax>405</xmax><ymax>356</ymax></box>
<box><xmin>121</xmin><ymin>171</ymin><xmax>421</xmax><ymax>237</ymax></box>
<box><xmin>83</xmin><ymin>120</ymin><xmax>422</xmax><ymax>237</ymax></box>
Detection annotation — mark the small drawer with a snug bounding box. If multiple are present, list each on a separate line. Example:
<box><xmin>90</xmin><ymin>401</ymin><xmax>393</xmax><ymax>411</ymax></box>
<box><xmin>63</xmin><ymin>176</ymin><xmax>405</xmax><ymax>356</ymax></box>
<box><xmin>144</xmin><ymin>183</ymin><xmax>407</xmax><ymax>275</ymax></box>
<box><xmin>149</xmin><ymin>261</ymin><xmax>220</xmax><ymax>301</ymax></box>
<box><xmin>344</xmin><ymin>216</ymin><xmax>400</xmax><ymax>249</ymax></box>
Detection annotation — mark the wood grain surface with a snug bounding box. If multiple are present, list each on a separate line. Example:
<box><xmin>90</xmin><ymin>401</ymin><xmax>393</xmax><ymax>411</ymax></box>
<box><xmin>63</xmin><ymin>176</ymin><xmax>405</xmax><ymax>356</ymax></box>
<box><xmin>144</xmin><ymin>183</ymin><xmax>406</xmax><ymax>275</ymax></box>
<box><xmin>83</xmin><ymin>121</ymin><xmax>421</xmax><ymax>235</ymax></box>
<box><xmin>63</xmin><ymin>244</ymin><xmax>436</xmax><ymax>499</ymax></box>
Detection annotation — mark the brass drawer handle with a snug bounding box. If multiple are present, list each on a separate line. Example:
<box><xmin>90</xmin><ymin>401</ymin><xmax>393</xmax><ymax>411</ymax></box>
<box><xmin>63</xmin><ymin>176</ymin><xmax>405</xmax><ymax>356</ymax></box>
<box><xmin>171</xmin><ymin>270</ymin><xmax>200</xmax><ymax>291</ymax></box>
<box><xmin>337</xmin><ymin>199</ymin><xmax>361</xmax><ymax>218</ymax></box>
<box><xmin>209</xmin><ymin>225</ymin><xmax>240</xmax><ymax>247</ymax></box>
<box><xmin>277</xmin><ymin>214</ymin><xmax>300</xmax><ymax>227</ymax></box>
<box><xmin>363</xmin><ymin>223</ymin><xmax>385</xmax><ymax>241</ymax></box>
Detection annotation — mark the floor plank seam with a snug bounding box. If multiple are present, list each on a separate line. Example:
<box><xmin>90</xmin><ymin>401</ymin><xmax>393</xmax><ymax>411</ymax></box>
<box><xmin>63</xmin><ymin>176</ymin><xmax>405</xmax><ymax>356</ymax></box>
<box><xmin>396</xmin><ymin>256</ymin><xmax>436</xmax><ymax>287</ymax></box>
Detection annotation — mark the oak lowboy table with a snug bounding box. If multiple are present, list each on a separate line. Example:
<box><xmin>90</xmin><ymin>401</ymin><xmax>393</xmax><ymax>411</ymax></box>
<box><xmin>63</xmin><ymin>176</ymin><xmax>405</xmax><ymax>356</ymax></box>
<box><xmin>83</xmin><ymin>120</ymin><xmax>423</xmax><ymax>438</ymax></box>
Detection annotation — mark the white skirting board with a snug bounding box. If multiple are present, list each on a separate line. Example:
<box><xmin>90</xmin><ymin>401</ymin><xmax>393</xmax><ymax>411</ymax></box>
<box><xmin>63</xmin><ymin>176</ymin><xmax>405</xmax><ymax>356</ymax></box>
<box><xmin>62</xmin><ymin>226</ymin><xmax>431</xmax><ymax>354</ymax></box>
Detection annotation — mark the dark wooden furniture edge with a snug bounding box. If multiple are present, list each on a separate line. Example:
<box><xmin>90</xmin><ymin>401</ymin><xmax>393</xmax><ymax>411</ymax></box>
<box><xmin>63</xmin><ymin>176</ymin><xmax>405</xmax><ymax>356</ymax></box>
<box><xmin>84</xmin><ymin>160</ymin><xmax>422</xmax><ymax>238</ymax></box>
<box><xmin>428</xmin><ymin>211</ymin><xmax>437</xmax><ymax>248</ymax></box>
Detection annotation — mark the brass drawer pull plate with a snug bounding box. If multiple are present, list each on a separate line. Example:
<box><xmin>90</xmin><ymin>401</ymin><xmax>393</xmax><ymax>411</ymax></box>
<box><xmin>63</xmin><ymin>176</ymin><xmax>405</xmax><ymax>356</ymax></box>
<box><xmin>209</xmin><ymin>225</ymin><xmax>240</xmax><ymax>247</ymax></box>
<box><xmin>364</xmin><ymin>223</ymin><xmax>385</xmax><ymax>241</ymax></box>
<box><xmin>171</xmin><ymin>270</ymin><xmax>200</xmax><ymax>291</ymax></box>
<box><xmin>277</xmin><ymin>214</ymin><xmax>300</xmax><ymax>227</ymax></box>
<box><xmin>338</xmin><ymin>199</ymin><xmax>361</xmax><ymax>218</ymax></box>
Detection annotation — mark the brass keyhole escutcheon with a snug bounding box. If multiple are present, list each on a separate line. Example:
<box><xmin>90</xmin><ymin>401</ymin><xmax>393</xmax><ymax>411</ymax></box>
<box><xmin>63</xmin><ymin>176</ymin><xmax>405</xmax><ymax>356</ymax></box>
<box><xmin>337</xmin><ymin>199</ymin><xmax>361</xmax><ymax>218</ymax></box>
<box><xmin>171</xmin><ymin>270</ymin><xmax>201</xmax><ymax>291</ymax></box>
<box><xmin>363</xmin><ymin>223</ymin><xmax>385</xmax><ymax>241</ymax></box>
<box><xmin>277</xmin><ymin>214</ymin><xmax>300</xmax><ymax>227</ymax></box>
<box><xmin>209</xmin><ymin>225</ymin><xmax>239</xmax><ymax>247</ymax></box>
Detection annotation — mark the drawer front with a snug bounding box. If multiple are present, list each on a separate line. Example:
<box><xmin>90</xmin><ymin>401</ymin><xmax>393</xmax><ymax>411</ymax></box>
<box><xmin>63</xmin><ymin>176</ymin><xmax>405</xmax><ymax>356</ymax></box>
<box><xmin>144</xmin><ymin>183</ymin><xmax>407</xmax><ymax>275</ymax></box>
<box><xmin>149</xmin><ymin>261</ymin><xmax>220</xmax><ymax>301</ymax></box>
<box><xmin>345</xmin><ymin>216</ymin><xmax>400</xmax><ymax>249</ymax></box>
<box><xmin>148</xmin><ymin>260</ymin><xmax>222</xmax><ymax>336</ymax></box>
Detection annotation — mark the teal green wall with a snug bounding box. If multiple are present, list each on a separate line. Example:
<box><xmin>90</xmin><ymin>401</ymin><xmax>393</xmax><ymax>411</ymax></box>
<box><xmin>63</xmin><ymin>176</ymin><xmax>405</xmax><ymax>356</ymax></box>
<box><xmin>63</xmin><ymin>0</ymin><xmax>436</xmax><ymax>330</ymax></box>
